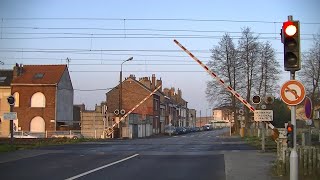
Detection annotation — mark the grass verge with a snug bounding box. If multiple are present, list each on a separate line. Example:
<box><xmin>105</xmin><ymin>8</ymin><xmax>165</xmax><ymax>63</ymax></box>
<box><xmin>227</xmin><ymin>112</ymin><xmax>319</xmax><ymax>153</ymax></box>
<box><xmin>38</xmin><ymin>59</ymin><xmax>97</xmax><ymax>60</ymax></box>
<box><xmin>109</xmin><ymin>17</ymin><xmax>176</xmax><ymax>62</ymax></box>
<box><xmin>0</xmin><ymin>138</ymin><xmax>86</xmax><ymax>153</ymax></box>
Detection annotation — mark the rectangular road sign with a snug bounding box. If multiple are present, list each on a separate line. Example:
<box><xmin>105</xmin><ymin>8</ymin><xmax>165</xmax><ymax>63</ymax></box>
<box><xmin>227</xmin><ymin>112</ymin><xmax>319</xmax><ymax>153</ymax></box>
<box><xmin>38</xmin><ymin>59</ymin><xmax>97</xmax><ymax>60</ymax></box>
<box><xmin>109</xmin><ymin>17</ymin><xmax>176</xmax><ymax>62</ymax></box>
<box><xmin>3</xmin><ymin>112</ymin><xmax>17</xmax><ymax>120</ymax></box>
<box><xmin>254</xmin><ymin>110</ymin><xmax>273</xmax><ymax>122</ymax></box>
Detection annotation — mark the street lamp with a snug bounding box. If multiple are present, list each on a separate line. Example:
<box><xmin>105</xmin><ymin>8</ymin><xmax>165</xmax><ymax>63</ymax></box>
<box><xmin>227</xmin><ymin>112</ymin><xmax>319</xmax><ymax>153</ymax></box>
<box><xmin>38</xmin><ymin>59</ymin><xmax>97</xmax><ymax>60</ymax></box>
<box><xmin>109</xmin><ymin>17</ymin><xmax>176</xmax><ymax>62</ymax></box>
<box><xmin>119</xmin><ymin>57</ymin><xmax>133</xmax><ymax>137</ymax></box>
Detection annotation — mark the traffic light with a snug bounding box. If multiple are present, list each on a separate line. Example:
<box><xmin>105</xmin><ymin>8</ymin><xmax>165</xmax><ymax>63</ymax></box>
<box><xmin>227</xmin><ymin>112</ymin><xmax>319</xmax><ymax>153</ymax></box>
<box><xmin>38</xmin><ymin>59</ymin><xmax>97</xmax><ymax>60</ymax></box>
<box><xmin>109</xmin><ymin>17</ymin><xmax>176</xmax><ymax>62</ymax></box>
<box><xmin>281</xmin><ymin>20</ymin><xmax>300</xmax><ymax>71</ymax></box>
<box><xmin>252</xmin><ymin>95</ymin><xmax>261</xmax><ymax>104</ymax></box>
<box><xmin>286</xmin><ymin>124</ymin><xmax>294</xmax><ymax>148</ymax></box>
<box><xmin>264</xmin><ymin>95</ymin><xmax>274</xmax><ymax>105</ymax></box>
<box><xmin>7</xmin><ymin>95</ymin><xmax>15</xmax><ymax>105</ymax></box>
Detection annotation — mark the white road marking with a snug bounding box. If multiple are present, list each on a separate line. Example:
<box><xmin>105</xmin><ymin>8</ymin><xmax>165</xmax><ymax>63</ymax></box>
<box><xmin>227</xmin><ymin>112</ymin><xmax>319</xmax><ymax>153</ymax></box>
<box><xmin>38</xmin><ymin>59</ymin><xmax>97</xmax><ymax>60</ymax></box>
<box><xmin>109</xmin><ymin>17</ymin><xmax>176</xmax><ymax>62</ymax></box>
<box><xmin>65</xmin><ymin>154</ymin><xmax>139</xmax><ymax>180</ymax></box>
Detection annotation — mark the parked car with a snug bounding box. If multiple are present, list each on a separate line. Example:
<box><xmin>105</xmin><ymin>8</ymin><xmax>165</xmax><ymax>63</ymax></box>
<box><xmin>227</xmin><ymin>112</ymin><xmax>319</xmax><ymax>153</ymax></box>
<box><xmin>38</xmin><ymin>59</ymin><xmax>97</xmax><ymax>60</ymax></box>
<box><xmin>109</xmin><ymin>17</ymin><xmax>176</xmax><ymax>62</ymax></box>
<box><xmin>164</xmin><ymin>126</ymin><xmax>177</xmax><ymax>135</ymax></box>
<box><xmin>203</xmin><ymin>124</ymin><xmax>213</xmax><ymax>131</ymax></box>
<box><xmin>176</xmin><ymin>127</ymin><xmax>187</xmax><ymax>134</ymax></box>
<box><xmin>8</xmin><ymin>132</ymin><xmax>39</xmax><ymax>138</ymax></box>
<box><xmin>51</xmin><ymin>132</ymin><xmax>84</xmax><ymax>139</ymax></box>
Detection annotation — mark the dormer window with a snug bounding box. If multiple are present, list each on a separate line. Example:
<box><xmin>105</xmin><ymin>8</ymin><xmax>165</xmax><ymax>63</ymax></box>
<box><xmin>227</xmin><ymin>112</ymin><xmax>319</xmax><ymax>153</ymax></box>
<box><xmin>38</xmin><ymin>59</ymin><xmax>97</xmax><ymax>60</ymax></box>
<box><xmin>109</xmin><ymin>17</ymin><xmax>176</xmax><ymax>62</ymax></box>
<box><xmin>34</xmin><ymin>73</ymin><xmax>44</xmax><ymax>79</ymax></box>
<box><xmin>0</xmin><ymin>77</ymin><xmax>6</xmax><ymax>83</ymax></box>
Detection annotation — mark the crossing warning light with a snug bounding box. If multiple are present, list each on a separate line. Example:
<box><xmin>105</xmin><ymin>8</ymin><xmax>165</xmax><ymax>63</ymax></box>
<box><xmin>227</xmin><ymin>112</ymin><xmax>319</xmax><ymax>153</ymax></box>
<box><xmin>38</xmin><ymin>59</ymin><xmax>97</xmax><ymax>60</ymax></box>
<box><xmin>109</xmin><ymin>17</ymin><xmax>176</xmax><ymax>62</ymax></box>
<box><xmin>286</xmin><ymin>124</ymin><xmax>294</xmax><ymax>148</ymax></box>
<box><xmin>281</xmin><ymin>20</ymin><xmax>300</xmax><ymax>71</ymax></box>
<box><xmin>252</xmin><ymin>95</ymin><xmax>261</xmax><ymax>104</ymax></box>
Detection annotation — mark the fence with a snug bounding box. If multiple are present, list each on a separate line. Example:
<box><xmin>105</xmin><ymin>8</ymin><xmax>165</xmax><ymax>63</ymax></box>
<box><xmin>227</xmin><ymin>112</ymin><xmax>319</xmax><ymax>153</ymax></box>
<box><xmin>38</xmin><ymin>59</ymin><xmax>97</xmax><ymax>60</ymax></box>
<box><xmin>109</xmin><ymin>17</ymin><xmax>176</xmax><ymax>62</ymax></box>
<box><xmin>276</xmin><ymin>139</ymin><xmax>320</xmax><ymax>176</ymax></box>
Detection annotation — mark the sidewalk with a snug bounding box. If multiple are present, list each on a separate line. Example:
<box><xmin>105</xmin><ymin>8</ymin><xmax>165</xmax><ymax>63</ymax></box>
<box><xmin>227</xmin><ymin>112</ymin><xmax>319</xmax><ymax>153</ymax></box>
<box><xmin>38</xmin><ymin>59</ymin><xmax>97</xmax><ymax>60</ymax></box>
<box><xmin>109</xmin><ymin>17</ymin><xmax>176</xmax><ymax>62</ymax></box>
<box><xmin>221</xmin><ymin>135</ymin><xmax>282</xmax><ymax>180</ymax></box>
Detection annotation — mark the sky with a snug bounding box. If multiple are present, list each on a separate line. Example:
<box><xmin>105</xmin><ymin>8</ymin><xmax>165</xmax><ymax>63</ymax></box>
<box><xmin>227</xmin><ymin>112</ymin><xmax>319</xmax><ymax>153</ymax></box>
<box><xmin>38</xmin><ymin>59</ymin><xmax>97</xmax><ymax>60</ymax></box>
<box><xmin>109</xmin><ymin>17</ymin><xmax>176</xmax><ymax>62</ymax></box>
<box><xmin>0</xmin><ymin>0</ymin><xmax>319</xmax><ymax>116</ymax></box>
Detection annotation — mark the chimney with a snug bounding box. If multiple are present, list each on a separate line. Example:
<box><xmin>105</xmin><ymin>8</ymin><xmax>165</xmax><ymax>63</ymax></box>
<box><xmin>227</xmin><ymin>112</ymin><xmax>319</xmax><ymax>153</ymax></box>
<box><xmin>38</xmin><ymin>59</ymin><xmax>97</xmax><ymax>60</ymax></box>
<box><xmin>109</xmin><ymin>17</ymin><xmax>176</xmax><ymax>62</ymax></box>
<box><xmin>129</xmin><ymin>74</ymin><xmax>136</xmax><ymax>80</ymax></box>
<box><xmin>19</xmin><ymin>64</ymin><xmax>24</xmax><ymax>75</ymax></box>
<box><xmin>178</xmin><ymin>88</ymin><xmax>182</xmax><ymax>98</ymax></box>
<box><xmin>169</xmin><ymin>87</ymin><xmax>175</xmax><ymax>97</ymax></box>
<box><xmin>163</xmin><ymin>88</ymin><xmax>169</xmax><ymax>96</ymax></box>
<box><xmin>152</xmin><ymin>74</ymin><xmax>156</xmax><ymax>90</ymax></box>
<box><xmin>13</xmin><ymin>63</ymin><xmax>20</xmax><ymax>79</ymax></box>
<box><xmin>156</xmin><ymin>78</ymin><xmax>162</xmax><ymax>91</ymax></box>
<box><xmin>139</xmin><ymin>77</ymin><xmax>151</xmax><ymax>89</ymax></box>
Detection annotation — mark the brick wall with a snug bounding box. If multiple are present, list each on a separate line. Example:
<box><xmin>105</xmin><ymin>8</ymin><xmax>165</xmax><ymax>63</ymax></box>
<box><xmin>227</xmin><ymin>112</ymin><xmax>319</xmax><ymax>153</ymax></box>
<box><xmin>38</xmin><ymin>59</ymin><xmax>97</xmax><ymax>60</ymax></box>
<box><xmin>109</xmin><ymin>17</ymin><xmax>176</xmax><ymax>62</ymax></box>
<box><xmin>106</xmin><ymin>78</ymin><xmax>160</xmax><ymax>131</ymax></box>
<box><xmin>107</xmin><ymin>79</ymin><xmax>155</xmax><ymax>116</ymax></box>
<box><xmin>12</xmin><ymin>85</ymin><xmax>56</xmax><ymax>131</ymax></box>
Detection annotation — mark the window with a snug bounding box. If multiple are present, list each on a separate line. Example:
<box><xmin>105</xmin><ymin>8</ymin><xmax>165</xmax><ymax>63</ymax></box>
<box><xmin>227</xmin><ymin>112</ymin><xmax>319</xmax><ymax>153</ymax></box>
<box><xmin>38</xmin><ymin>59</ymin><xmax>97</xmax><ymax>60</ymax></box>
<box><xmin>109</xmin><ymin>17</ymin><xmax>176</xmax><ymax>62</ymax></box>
<box><xmin>13</xmin><ymin>92</ymin><xmax>19</xmax><ymax>107</ymax></box>
<box><xmin>0</xmin><ymin>77</ymin><xmax>6</xmax><ymax>83</ymax></box>
<box><xmin>34</xmin><ymin>73</ymin><xmax>44</xmax><ymax>79</ymax></box>
<box><xmin>30</xmin><ymin>116</ymin><xmax>45</xmax><ymax>132</ymax></box>
<box><xmin>31</xmin><ymin>92</ymin><xmax>46</xmax><ymax>107</ymax></box>
<box><xmin>154</xmin><ymin>99</ymin><xmax>159</xmax><ymax>110</ymax></box>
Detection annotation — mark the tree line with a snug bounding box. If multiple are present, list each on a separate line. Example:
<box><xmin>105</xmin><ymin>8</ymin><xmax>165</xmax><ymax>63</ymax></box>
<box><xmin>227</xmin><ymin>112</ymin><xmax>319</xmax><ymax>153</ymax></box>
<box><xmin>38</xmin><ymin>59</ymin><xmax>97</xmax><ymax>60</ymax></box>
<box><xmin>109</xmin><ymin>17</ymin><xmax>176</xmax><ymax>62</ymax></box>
<box><xmin>206</xmin><ymin>27</ymin><xmax>320</xmax><ymax>129</ymax></box>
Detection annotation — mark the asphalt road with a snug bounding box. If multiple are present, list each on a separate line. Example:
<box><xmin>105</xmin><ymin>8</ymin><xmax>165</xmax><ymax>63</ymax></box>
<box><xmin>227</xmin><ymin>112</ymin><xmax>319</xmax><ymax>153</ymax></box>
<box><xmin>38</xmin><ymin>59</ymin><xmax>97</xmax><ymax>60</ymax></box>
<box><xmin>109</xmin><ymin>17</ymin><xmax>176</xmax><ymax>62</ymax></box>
<box><xmin>0</xmin><ymin>128</ymin><xmax>259</xmax><ymax>180</ymax></box>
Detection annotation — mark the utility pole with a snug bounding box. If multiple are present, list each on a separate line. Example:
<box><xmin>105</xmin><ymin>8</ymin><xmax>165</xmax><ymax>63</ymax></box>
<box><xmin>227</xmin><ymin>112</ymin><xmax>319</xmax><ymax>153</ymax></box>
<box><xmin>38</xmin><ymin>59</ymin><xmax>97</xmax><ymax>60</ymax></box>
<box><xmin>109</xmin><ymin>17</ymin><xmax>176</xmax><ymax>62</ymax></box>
<box><xmin>199</xmin><ymin>110</ymin><xmax>201</xmax><ymax>127</ymax></box>
<box><xmin>7</xmin><ymin>95</ymin><xmax>15</xmax><ymax>144</ymax></box>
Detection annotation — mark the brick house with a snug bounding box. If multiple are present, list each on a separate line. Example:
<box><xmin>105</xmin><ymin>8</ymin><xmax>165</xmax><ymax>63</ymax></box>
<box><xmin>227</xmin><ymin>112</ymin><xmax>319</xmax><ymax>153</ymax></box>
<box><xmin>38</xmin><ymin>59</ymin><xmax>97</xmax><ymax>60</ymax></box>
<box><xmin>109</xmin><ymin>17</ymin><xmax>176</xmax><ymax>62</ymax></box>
<box><xmin>11</xmin><ymin>64</ymin><xmax>73</xmax><ymax>133</ymax></box>
<box><xmin>162</xmin><ymin>87</ymin><xmax>188</xmax><ymax>127</ymax></box>
<box><xmin>0</xmin><ymin>70</ymin><xmax>14</xmax><ymax>137</ymax></box>
<box><xmin>106</xmin><ymin>74</ymin><xmax>161</xmax><ymax>138</ymax></box>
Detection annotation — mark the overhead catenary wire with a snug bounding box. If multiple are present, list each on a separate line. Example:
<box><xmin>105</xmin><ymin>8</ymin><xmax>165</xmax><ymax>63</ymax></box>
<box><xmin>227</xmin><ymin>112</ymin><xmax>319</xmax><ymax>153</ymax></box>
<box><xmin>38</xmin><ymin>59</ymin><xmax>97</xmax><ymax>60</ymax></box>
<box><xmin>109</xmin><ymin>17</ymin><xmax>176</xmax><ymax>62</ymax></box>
<box><xmin>1</xmin><ymin>17</ymin><xmax>320</xmax><ymax>24</ymax></box>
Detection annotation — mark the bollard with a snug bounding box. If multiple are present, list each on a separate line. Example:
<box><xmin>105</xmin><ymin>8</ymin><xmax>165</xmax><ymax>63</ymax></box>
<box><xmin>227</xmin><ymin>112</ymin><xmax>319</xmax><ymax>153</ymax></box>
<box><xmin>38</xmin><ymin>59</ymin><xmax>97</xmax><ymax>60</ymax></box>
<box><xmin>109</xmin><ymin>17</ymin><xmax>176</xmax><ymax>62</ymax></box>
<box><xmin>285</xmin><ymin>149</ymin><xmax>290</xmax><ymax>174</ymax></box>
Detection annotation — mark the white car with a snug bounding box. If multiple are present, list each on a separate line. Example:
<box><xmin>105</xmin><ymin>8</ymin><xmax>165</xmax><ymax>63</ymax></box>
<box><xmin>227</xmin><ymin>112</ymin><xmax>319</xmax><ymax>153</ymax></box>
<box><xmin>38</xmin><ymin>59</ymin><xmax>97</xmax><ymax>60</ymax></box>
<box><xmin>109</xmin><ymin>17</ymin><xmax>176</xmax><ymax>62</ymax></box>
<box><xmin>9</xmin><ymin>132</ymin><xmax>39</xmax><ymax>138</ymax></box>
<box><xmin>51</xmin><ymin>133</ymin><xmax>83</xmax><ymax>139</ymax></box>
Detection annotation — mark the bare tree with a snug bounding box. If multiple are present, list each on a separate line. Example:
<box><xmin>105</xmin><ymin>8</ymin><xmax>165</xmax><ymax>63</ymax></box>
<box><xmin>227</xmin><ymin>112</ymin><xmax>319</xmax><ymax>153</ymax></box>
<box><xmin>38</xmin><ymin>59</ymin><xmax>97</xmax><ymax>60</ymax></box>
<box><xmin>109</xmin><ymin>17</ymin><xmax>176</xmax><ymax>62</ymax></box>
<box><xmin>300</xmin><ymin>33</ymin><xmax>320</xmax><ymax>118</ymax></box>
<box><xmin>257</xmin><ymin>41</ymin><xmax>281</xmax><ymax>96</ymax></box>
<box><xmin>206</xmin><ymin>33</ymin><xmax>241</xmax><ymax>130</ymax></box>
<box><xmin>237</xmin><ymin>27</ymin><xmax>260</xmax><ymax>126</ymax></box>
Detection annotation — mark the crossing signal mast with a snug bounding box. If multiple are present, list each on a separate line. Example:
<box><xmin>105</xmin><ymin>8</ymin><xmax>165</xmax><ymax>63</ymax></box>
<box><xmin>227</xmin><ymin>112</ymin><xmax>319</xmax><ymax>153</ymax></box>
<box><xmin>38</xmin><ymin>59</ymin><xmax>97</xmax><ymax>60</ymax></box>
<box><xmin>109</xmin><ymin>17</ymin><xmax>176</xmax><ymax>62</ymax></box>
<box><xmin>281</xmin><ymin>15</ymin><xmax>301</xmax><ymax>180</ymax></box>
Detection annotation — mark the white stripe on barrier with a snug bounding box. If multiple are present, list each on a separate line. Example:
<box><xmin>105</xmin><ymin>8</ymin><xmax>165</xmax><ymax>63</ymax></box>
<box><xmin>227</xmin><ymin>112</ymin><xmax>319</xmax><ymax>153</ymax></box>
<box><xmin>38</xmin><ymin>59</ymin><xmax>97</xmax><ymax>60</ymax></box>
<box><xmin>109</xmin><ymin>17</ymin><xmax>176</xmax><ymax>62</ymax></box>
<box><xmin>173</xmin><ymin>39</ymin><xmax>255</xmax><ymax>112</ymax></box>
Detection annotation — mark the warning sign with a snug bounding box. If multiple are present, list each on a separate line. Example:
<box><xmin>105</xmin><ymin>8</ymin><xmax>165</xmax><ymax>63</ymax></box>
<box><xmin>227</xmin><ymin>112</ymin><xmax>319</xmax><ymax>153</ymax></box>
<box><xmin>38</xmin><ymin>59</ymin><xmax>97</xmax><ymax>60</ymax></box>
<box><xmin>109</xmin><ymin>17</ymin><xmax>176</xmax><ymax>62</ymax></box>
<box><xmin>254</xmin><ymin>110</ymin><xmax>273</xmax><ymax>122</ymax></box>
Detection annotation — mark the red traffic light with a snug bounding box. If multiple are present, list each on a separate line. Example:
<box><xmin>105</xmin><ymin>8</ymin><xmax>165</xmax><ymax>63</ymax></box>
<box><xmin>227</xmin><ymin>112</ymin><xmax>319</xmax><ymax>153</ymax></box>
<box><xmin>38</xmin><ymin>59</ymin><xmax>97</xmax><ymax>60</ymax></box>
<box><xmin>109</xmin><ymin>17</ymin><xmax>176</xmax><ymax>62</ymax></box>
<box><xmin>252</xmin><ymin>95</ymin><xmax>261</xmax><ymax>104</ymax></box>
<box><xmin>283</xmin><ymin>21</ymin><xmax>297</xmax><ymax>37</ymax></box>
<box><xmin>287</xmin><ymin>126</ymin><xmax>293</xmax><ymax>132</ymax></box>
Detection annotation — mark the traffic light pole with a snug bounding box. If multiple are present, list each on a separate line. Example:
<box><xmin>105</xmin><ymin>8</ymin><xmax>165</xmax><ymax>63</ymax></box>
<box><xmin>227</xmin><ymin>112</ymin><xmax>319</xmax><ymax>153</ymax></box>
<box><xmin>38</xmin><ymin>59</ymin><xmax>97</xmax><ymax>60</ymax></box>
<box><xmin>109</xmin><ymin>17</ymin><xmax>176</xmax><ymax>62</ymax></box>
<box><xmin>290</xmin><ymin>71</ymin><xmax>298</xmax><ymax>180</ymax></box>
<box><xmin>10</xmin><ymin>104</ymin><xmax>14</xmax><ymax>145</ymax></box>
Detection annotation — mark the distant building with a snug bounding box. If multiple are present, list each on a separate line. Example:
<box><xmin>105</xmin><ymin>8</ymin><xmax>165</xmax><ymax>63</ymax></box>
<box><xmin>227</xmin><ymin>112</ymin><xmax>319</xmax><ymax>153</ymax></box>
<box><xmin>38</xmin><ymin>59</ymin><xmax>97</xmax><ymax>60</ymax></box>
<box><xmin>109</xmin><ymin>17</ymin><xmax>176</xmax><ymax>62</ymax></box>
<box><xmin>11</xmin><ymin>64</ymin><xmax>73</xmax><ymax>132</ymax></box>
<box><xmin>105</xmin><ymin>74</ymin><xmax>190</xmax><ymax>138</ymax></box>
<box><xmin>106</xmin><ymin>74</ymin><xmax>161</xmax><ymax>138</ymax></box>
<box><xmin>0</xmin><ymin>70</ymin><xmax>13</xmax><ymax>137</ymax></box>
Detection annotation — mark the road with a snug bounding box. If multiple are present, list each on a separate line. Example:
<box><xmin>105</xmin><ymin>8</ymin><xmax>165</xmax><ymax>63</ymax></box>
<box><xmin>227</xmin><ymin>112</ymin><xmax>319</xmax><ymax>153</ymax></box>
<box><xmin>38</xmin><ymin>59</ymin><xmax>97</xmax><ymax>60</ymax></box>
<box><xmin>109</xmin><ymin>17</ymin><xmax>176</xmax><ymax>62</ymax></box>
<box><xmin>0</xmin><ymin>128</ymin><xmax>277</xmax><ymax>180</ymax></box>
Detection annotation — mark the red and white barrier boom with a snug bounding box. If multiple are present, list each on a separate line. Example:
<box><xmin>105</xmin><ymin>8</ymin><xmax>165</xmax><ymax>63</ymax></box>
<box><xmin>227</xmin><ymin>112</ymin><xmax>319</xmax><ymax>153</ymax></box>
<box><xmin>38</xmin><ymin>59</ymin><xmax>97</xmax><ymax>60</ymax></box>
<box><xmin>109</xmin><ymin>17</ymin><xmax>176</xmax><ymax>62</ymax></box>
<box><xmin>173</xmin><ymin>39</ymin><xmax>276</xmax><ymax>131</ymax></box>
<box><xmin>106</xmin><ymin>85</ymin><xmax>162</xmax><ymax>136</ymax></box>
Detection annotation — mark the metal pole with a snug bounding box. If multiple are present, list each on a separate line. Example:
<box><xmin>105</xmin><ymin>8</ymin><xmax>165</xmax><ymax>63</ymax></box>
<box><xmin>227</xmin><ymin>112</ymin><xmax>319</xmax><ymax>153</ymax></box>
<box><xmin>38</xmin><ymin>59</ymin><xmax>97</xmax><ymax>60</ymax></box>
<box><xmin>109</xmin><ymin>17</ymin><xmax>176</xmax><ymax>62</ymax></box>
<box><xmin>261</xmin><ymin>122</ymin><xmax>265</xmax><ymax>152</ymax></box>
<box><xmin>10</xmin><ymin>105</ymin><xmax>14</xmax><ymax>144</ymax></box>
<box><xmin>290</xmin><ymin>71</ymin><xmax>298</xmax><ymax>180</ymax></box>
<box><xmin>199</xmin><ymin>110</ymin><xmax>201</xmax><ymax>128</ymax></box>
<box><xmin>206</xmin><ymin>109</ymin><xmax>208</xmax><ymax>124</ymax></box>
